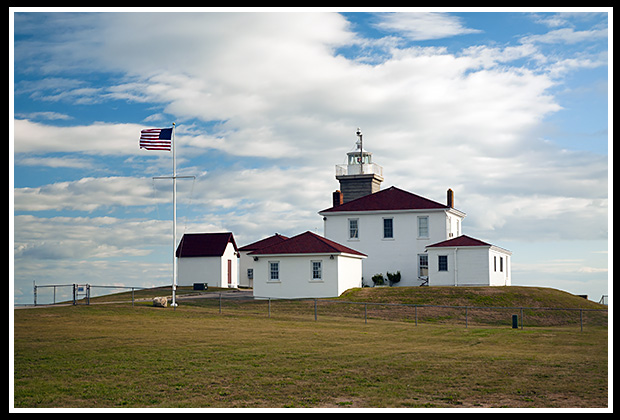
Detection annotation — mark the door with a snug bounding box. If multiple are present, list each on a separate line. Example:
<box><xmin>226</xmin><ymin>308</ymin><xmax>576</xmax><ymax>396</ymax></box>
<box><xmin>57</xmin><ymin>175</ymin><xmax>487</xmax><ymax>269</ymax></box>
<box><xmin>227</xmin><ymin>259</ymin><xmax>232</xmax><ymax>287</ymax></box>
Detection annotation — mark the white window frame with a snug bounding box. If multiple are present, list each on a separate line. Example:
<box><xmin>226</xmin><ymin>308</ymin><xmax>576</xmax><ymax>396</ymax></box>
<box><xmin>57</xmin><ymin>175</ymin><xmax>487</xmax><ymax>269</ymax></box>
<box><xmin>311</xmin><ymin>260</ymin><xmax>323</xmax><ymax>282</ymax></box>
<box><xmin>438</xmin><ymin>255</ymin><xmax>448</xmax><ymax>272</ymax></box>
<box><xmin>418</xmin><ymin>216</ymin><xmax>429</xmax><ymax>238</ymax></box>
<box><xmin>418</xmin><ymin>254</ymin><xmax>428</xmax><ymax>278</ymax></box>
<box><xmin>348</xmin><ymin>218</ymin><xmax>359</xmax><ymax>240</ymax></box>
<box><xmin>269</xmin><ymin>261</ymin><xmax>280</xmax><ymax>282</ymax></box>
<box><xmin>383</xmin><ymin>217</ymin><xmax>394</xmax><ymax>239</ymax></box>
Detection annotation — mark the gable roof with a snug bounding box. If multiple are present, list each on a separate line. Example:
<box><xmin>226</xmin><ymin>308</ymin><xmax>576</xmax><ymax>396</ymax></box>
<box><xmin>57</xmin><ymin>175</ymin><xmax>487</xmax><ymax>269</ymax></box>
<box><xmin>176</xmin><ymin>232</ymin><xmax>238</xmax><ymax>258</ymax></box>
<box><xmin>426</xmin><ymin>235</ymin><xmax>512</xmax><ymax>254</ymax></box>
<box><xmin>319</xmin><ymin>186</ymin><xmax>452</xmax><ymax>213</ymax></box>
<box><xmin>426</xmin><ymin>235</ymin><xmax>492</xmax><ymax>248</ymax></box>
<box><xmin>238</xmin><ymin>233</ymin><xmax>289</xmax><ymax>252</ymax></box>
<box><xmin>248</xmin><ymin>231</ymin><xmax>367</xmax><ymax>257</ymax></box>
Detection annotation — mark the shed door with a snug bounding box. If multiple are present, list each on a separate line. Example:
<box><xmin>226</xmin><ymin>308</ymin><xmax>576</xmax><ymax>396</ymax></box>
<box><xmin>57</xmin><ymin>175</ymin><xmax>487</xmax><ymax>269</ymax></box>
<box><xmin>227</xmin><ymin>259</ymin><xmax>232</xmax><ymax>286</ymax></box>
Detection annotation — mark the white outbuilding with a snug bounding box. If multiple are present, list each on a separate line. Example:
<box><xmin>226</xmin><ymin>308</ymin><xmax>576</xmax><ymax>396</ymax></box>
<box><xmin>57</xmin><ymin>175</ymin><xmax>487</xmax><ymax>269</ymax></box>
<box><xmin>176</xmin><ymin>232</ymin><xmax>239</xmax><ymax>288</ymax></box>
<box><xmin>238</xmin><ymin>233</ymin><xmax>289</xmax><ymax>288</ymax></box>
<box><xmin>249</xmin><ymin>231</ymin><xmax>367</xmax><ymax>299</ymax></box>
<box><xmin>425</xmin><ymin>235</ymin><xmax>512</xmax><ymax>287</ymax></box>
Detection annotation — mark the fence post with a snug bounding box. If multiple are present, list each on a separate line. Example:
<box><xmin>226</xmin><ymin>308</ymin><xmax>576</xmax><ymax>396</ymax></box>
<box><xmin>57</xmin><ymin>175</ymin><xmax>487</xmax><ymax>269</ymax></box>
<box><xmin>415</xmin><ymin>305</ymin><xmax>418</xmax><ymax>326</ymax></box>
<box><xmin>520</xmin><ymin>308</ymin><xmax>524</xmax><ymax>329</ymax></box>
<box><xmin>465</xmin><ymin>306</ymin><xmax>468</xmax><ymax>328</ymax></box>
<box><xmin>314</xmin><ymin>299</ymin><xmax>317</xmax><ymax>321</ymax></box>
<box><xmin>580</xmin><ymin>309</ymin><xmax>583</xmax><ymax>332</ymax></box>
<box><xmin>364</xmin><ymin>303</ymin><xmax>367</xmax><ymax>324</ymax></box>
<box><xmin>268</xmin><ymin>298</ymin><xmax>271</xmax><ymax>318</ymax></box>
<box><xmin>219</xmin><ymin>293</ymin><xmax>222</xmax><ymax>314</ymax></box>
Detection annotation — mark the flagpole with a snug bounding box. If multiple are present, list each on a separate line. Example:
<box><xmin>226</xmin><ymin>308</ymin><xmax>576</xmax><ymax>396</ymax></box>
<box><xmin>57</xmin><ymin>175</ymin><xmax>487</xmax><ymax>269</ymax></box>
<box><xmin>145</xmin><ymin>124</ymin><xmax>194</xmax><ymax>308</ymax></box>
<box><xmin>172</xmin><ymin>122</ymin><xmax>178</xmax><ymax>308</ymax></box>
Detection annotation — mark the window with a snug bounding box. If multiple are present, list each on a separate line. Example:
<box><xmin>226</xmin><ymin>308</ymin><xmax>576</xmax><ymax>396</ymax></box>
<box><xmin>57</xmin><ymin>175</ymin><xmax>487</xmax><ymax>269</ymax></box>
<box><xmin>348</xmin><ymin>219</ymin><xmax>359</xmax><ymax>239</ymax></box>
<box><xmin>418</xmin><ymin>254</ymin><xmax>428</xmax><ymax>277</ymax></box>
<box><xmin>438</xmin><ymin>255</ymin><xmax>448</xmax><ymax>271</ymax></box>
<box><xmin>269</xmin><ymin>262</ymin><xmax>279</xmax><ymax>281</ymax></box>
<box><xmin>499</xmin><ymin>257</ymin><xmax>503</xmax><ymax>272</ymax></box>
<box><xmin>311</xmin><ymin>261</ymin><xmax>322</xmax><ymax>281</ymax></box>
<box><xmin>494</xmin><ymin>256</ymin><xmax>497</xmax><ymax>272</ymax></box>
<box><xmin>383</xmin><ymin>218</ymin><xmax>393</xmax><ymax>239</ymax></box>
<box><xmin>418</xmin><ymin>216</ymin><xmax>429</xmax><ymax>238</ymax></box>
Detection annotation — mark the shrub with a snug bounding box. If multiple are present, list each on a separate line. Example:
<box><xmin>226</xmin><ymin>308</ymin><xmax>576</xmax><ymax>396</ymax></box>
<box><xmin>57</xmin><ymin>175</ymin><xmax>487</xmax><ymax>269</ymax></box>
<box><xmin>372</xmin><ymin>274</ymin><xmax>385</xmax><ymax>286</ymax></box>
<box><xmin>386</xmin><ymin>271</ymin><xmax>401</xmax><ymax>286</ymax></box>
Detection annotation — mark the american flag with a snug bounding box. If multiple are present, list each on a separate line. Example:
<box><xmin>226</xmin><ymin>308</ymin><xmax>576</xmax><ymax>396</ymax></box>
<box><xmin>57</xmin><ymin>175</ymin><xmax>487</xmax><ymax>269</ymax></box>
<box><xmin>140</xmin><ymin>128</ymin><xmax>173</xmax><ymax>151</ymax></box>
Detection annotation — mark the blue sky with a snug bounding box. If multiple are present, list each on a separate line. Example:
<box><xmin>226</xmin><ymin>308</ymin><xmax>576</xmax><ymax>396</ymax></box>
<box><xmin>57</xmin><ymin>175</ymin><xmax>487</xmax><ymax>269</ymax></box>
<box><xmin>11</xmin><ymin>8</ymin><xmax>610</xmax><ymax>304</ymax></box>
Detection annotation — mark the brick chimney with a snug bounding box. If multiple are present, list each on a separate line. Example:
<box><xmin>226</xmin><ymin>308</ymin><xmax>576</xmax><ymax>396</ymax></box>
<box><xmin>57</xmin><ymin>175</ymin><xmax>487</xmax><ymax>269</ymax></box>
<box><xmin>447</xmin><ymin>189</ymin><xmax>454</xmax><ymax>208</ymax></box>
<box><xmin>332</xmin><ymin>190</ymin><xmax>343</xmax><ymax>207</ymax></box>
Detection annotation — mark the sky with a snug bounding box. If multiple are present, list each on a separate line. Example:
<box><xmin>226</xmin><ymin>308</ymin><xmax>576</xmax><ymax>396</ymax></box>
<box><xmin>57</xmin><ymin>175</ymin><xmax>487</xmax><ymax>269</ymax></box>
<box><xmin>11</xmin><ymin>8</ymin><xmax>611</xmax><ymax>305</ymax></box>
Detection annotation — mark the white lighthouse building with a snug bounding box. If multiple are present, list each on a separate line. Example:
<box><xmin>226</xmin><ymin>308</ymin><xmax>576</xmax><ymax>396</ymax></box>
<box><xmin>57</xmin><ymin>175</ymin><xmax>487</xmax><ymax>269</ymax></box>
<box><xmin>319</xmin><ymin>129</ymin><xmax>511</xmax><ymax>288</ymax></box>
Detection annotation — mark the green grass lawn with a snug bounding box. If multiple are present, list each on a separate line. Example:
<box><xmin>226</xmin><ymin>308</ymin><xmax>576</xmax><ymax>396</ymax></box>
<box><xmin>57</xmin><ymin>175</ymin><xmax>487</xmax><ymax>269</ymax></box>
<box><xmin>13</xmin><ymin>301</ymin><xmax>608</xmax><ymax>408</ymax></box>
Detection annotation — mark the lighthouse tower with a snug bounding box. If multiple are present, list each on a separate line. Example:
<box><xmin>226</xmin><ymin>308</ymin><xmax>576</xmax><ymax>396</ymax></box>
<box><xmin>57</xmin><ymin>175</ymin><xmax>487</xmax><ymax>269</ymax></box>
<box><xmin>333</xmin><ymin>128</ymin><xmax>384</xmax><ymax>205</ymax></box>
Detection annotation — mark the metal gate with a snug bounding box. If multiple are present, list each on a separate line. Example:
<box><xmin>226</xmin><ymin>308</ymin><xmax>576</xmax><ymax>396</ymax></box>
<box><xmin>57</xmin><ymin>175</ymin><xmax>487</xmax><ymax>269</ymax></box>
<box><xmin>73</xmin><ymin>284</ymin><xmax>90</xmax><ymax>305</ymax></box>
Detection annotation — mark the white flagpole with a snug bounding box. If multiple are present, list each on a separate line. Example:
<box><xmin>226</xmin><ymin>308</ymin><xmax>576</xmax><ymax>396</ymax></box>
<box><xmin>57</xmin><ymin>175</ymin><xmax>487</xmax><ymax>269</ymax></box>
<box><xmin>172</xmin><ymin>122</ymin><xmax>178</xmax><ymax>308</ymax></box>
<box><xmin>149</xmin><ymin>123</ymin><xmax>194</xmax><ymax>308</ymax></box>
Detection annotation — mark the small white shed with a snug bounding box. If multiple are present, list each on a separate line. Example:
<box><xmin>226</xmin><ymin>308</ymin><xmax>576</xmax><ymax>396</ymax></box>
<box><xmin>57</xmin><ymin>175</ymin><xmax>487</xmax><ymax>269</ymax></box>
<box><xmin>425</xmin><ymin>235</ymin><xmax>511</xmax><ymax>287</ymax></box>
<box><xmin>249</xmin><ymin>231</ymin><xmax>367</xmax><ymax>299</ymax></box>
<box><xmin>176</xmin><ymin>232</ymin><xmax>239</xmax><ymax>288</ymax></box>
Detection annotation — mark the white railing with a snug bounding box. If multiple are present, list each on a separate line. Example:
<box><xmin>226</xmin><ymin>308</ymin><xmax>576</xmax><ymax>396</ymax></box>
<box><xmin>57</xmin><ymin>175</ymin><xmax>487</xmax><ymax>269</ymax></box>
<box><xmin>335</xmin><ymin>163</ymin><xmax>383</xmax><ymax>177</ymax></box>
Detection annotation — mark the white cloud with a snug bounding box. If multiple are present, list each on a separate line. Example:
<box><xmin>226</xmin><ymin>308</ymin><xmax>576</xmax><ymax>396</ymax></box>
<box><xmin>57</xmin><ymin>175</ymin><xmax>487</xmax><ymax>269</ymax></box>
<box><xmin>14</xmin><ymin>119</ymin><xmax>149</xmax><ymax>156</ymax></box>
<box><xmin>14</xmin><ymin>176</ymin><xmax>166</xmax><ymax>212</ymax></box>
<box><xmin>16</xmin><ymin>155</ymin><xmax>94</xmax><ymax>169</ymax></box>
<box><xmin>520</xmin><ymin>27</ymin><xmax>608</xmax><ymax>45</ymax></box>
<box><xmin>373</xmin><ymin>12</ymin><xmax>482</xmax><ymax>41</ymax></box>
<box><xmin>13</xmin><ymin>214</ymin><xmax>169</xmax><ymax>260</ymax></box>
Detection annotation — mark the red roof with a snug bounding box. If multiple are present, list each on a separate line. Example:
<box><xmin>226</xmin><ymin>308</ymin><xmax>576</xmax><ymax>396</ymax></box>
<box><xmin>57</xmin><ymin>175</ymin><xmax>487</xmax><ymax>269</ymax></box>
<box><xmin>426</xmin><ymin>235</ymin><xmax>492</xmax><ymax>248</ymax></box>
<box><xmin>176</xmin><ymin>232</ymin><xmax>238</xmax><ymax>258</ymax></box>
<box><xmin>319</xmin><ymin>186</ymin><xmax>450</xmax><ymax>213</ymax></box>
<box><xmin>248</xmin><ymin>231</ymin><xmax>367</xmax><ymax>257</ymax></box>
<box><xmin>238</xmin><ymin>233</ymin><xmax>289</xmax><ymax>252</ymax></box>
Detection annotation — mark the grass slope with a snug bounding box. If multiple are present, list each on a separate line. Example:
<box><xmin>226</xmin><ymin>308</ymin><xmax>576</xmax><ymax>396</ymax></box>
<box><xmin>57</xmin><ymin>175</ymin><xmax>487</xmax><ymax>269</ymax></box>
<box><xmin>337</xmin><ymin>286</ymin><xmax>606</xmax><ymax>309</ymax></box>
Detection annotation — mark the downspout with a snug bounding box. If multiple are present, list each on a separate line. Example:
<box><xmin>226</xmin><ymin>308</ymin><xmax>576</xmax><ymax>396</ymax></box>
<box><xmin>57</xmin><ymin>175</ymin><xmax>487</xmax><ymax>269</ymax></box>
<box><xmin>454</xmin><ymin>247</ymin><xmax>458</xmax><ymax>286</ymax></box>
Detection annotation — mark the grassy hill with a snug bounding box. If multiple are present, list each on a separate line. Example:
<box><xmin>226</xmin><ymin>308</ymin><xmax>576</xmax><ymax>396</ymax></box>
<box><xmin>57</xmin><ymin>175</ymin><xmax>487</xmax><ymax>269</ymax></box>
<box><xmin>337</xmin><ymin>286</ymin><xmax>606</xmax><ymax>309</ymax></box>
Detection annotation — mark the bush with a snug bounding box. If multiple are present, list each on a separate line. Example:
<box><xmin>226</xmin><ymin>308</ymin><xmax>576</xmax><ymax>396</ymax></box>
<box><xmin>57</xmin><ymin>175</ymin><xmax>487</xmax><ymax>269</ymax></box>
<box><xmin>372</xmin><ymin>274</ymin><xmax>385</xmax><ymax>286</ymax></box>
<box><xmin>386</xmin><ymin>271</ymin><xmax>401</xmax><ymax>286</ymax></box>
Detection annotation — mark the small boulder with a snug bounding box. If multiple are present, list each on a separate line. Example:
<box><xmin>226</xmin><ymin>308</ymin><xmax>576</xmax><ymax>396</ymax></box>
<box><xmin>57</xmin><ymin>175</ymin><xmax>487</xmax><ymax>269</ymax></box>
<box><xmin>152</xmin><ymin>296</ymin><xmax>168</xmax><ymax>308</ymax></box>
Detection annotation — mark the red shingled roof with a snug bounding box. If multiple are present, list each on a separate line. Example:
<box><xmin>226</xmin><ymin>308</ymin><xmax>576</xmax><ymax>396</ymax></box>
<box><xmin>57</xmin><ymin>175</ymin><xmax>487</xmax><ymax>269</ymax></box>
<box><xmin>426</xmin><ymin>235</ymin><xmax>492</xmax><ymax>248</ymax></box>
<box><xmin>176</xmin><ymin>232</ymin><xmax>238</xmax><ymax>258</ymax></box>
<box><xmin>248</xmin><ymin>231</ymin><xmax>367</xmax><ymax>257</ymax></box>
<box><xmin>238</xmin><ymin>233</ymin><xmax>289</xmax><ymax>252</ymax></box>
<box><xmin>319</xmin><ymin>186</ymin><xmax>449</xmax><ymax>213</ymax></box>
